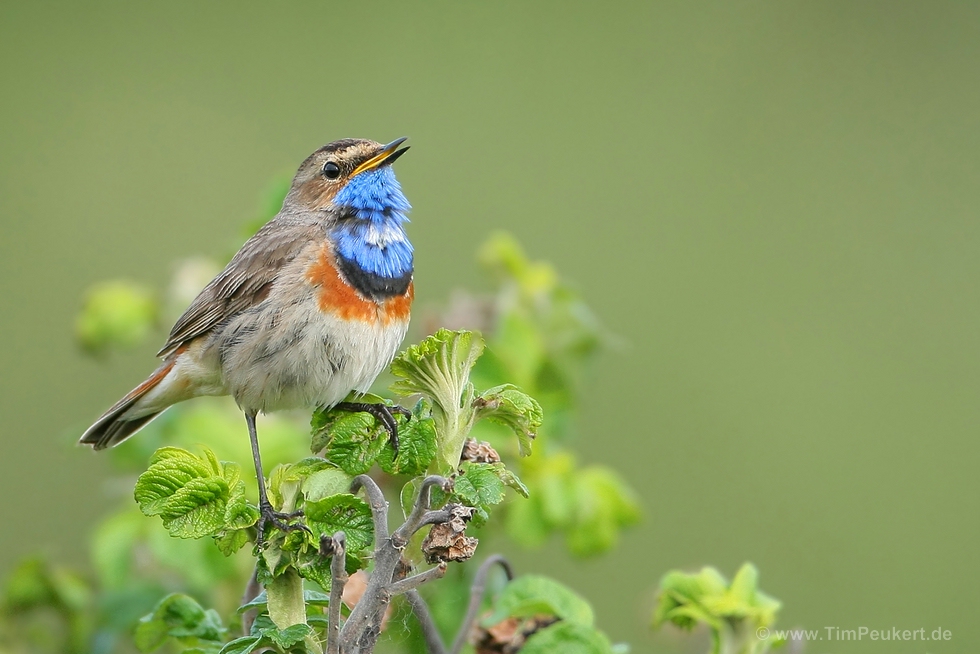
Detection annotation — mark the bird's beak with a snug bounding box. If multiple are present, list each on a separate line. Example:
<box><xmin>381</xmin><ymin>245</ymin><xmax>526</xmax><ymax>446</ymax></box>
<box><xmin>350</xmin><ymin>137</ymin><xmax>410</xmax><ymax>177</ymax></box>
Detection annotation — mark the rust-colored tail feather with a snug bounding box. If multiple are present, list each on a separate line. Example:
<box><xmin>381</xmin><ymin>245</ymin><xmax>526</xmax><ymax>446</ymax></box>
<box><xmin>80</xmin><ymin>360</ymin><xmax>175</xmax><ymax>450</ymax></box>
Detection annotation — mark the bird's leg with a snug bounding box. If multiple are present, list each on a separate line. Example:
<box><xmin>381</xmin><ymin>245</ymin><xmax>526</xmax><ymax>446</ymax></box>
<box><xmin>245</xmin><ymin>411</ymin><xmax>307</xmax><ymax>544</ymax></box>
<box><xmin>334</xmin><ymin>402</ymin><xmax>410</xmax><ymax>452</ymax></box>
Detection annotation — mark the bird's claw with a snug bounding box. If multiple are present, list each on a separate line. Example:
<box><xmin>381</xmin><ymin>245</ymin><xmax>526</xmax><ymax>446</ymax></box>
<box><xmin>256</xmin><ymin>503</ymin><xmax>310</xmax><ymax>545</ymax></box>
<box><xmin>335</xmin><ymin>401</ymin><xmax>409</xmax><ymax>453</ymax></box>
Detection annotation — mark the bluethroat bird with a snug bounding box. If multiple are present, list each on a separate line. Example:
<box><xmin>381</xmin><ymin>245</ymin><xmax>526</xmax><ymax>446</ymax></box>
<box><xmin>81</xmin><ymin>138</ymin><xmax>414</xmax><ymax>538</ymax></box>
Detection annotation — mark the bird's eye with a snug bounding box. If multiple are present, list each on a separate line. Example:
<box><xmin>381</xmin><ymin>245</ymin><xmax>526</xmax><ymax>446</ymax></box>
<box><xmin>323</xmin><ymin>161</ymin><xmax>341</xmax><ymax>179</ymax></box>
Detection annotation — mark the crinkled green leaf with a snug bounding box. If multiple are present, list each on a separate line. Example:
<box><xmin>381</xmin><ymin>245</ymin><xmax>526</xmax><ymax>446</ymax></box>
<box><xmin>134</xmin><ymin>593</ymin><xmax>225</xmax><ymax>652</ymax></box>
<box><xmin>217</xmin><ymin>636</ymin><xmax>262</xmax><ymax>654</ymax></box>
<box><xmin>135</xmin><ymin>447</ymin><xmax>253</xmax><ymax>539</ymax></box>
<box><xmin>305</xmin><ymin>493</ymin><xmax>374</xmax><ymax>554</ymax></box>
<box><xmin>311</xmin><ymin>393</ymin><xmax>385</xmax><ymax>431</ymax></box>
<box><xmin>223</xmin><ymin>465</ymin><xmax>259</xmax><ymax>530</ymax></box>
<box><xmin>390</xmin><ymin>329</ymin><xmax>484</xmax><ymax>401</ymax></box>
<box><xmin>377</xmin><ymin>400</ymin><xmax>438</xmax><ymax>476</ymax></box>
<box><xmin>310</xmin><ymin>411</ymin><xmax>387</xmax><ymax>475</ymax></box>
<box><xmin>261</xmin><ymin>623</ymin><xmax>312</xmax><ymax>649</ymax></box>
<box><xmin>521</xmin><ymin>621</ymin><xmax>614</xmax><ymax>654</ymax></box>
<box><xmin>213</xmin><ymin>529</ymin><xmax>250</xmax><ymax>556</ymax></box>
<box><xmin>295</xmin><ymin>552</ymin><xmax>333</xmax><ymax>591</ymax></box>
<box><xmin>453</xmin><ymin>462</ymin><xmax>507</xmax><ymax>513</ymax></box>
<box><xmin>483</xmin><ymin>575</ymin><xmax>594</xmax><ymax>628</ymax></box>
<box><xmin>487</xmin><ymin>461</ymin><xmax>529</xmax><ymax>498</ymax></box>
<box><xmin>303</xmin><ymin>493</ymin><xmax>374</xmax><ymax>577</ymax></box>
<box><xmin>135</xmin><ymin>448</ymin><xmax>214</xmax><ymax>516</ymax></box>
<box><xmin>390</xmin><ymin>329</ymin><xmax>485</xmax><ymax>472</ymax></box>
<box><xmin>474</xmin><ymin>385</ymin><xmax>542</xmax><ymax>457</ymax></box>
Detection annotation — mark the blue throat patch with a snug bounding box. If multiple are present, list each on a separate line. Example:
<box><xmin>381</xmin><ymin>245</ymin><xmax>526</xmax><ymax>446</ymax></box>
<box><xmin>331</xmin><ymin>167</ymin><xmax>413</xmax><ymax>280</ymax></box>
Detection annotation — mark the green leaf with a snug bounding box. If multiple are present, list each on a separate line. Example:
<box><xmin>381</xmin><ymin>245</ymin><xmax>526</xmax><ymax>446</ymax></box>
<box><xmin>134</xmin><ymin>447</ymin><xmax>253</xmax><ymax>539</ymax></box>
<box><xmin>390</xmin><ymin>329</ymin><xmax>485</xmax><ymax>401</ymax></box>
<box><xmin>305</xmin><ymin>493</ymin><xmax>374</xmax><ymax>553</ymax></box>
<box><xmin>134</xmin><ymin>593</ymin><xmax>225</xmax><ymax>652</ymax></box>
<box><xmin>521</xmin><ymin>621</ymin><xmax>614</xmax><ymax>654</ymax></box>
<box><xmin>377</xmin><ymin>400</ymin><xmax>438</xmax><ymax>476</ymax></box>
<box><xmin>262</xmin><ymin>623</ymin><xmax>312</xmax><ymax>649</ymax></box>
<box><xmin>451</xmin><ymin>461</ymin><xmax>528</xmax><ymax>527</ymax></box>
<box><xmin>473</xmin><ymin>384</ymin><xmax>542</xmax><ymax>456</ymax></box>
<box><xmin>453</xmin><ymin>462</ymin><xmax>507</xmax><ymax>514</ymax></box>
<box><xmin>728</xmin><ymin>563</ymin><xmax>759</xmax><ymax>604</ymax></box>
<box><xmin>303</xmin><ymin>493</ymin><xmax>375</xmax><ymax>577</ymax></box>
<box><xmin>483</xmin><ymin>575</ymin><xmax>594</xmax><ymax>628</ymax></box>
<box><xmin>268</xmin><ymin>456</ymin><xmax>350</xmax><ymax>509</ymax></box>
<box><xmin>390</xmin><ymin>329</ymin><xmax>486</xmax><ymax>472</ymax></box>
<box><xmin>237</xmin><ymin>590</ymin><xmax>332</xmax><ymax>614</ymax></box>
<box><xmin>302</xmin><ymin>466</ymin><xmax>353</xmax><ymax>503</ymax></box>
<box><xmin>487</xmin><ymin>462</ymin><xmax>529</xmax><ymax>498</ymax></box>
<box><xmin>217</xmin><ymin>636</ymin><xmax>262</xmax><ymax>654</ymax></box>
<box><xmin>653</xmin><ymin>563</ymin><xmax>782</xmax><ymax>645</ymax></box>
<box><xmin>399</xmin><ymin>477</ymin><xmax>422</xmax><ymax>523</ymax></box>
<box><xmin>223</xmin><ymin>465</ymin><xmax>260</xmax><ymax>531</ymax></box>
<box><xmin>213</xmin><ymin>529</ymin><xmax>250</xmax><ymax>556</ymax></box>
<box><xmin>310</xmin><ymin>411</ymin><xmax>387</xmax><ymax>475</ymax></box>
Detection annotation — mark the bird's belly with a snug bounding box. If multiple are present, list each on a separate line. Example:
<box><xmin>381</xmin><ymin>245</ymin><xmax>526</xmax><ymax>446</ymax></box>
<box><xmin>211</xmin><ymin>294</ymin><xmax>410</xmax><ymax>414</ymax></box>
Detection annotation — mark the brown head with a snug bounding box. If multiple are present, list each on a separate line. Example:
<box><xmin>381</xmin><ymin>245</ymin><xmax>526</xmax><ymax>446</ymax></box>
<box><xmin>286</xmin><ymin>138</ymin><xmax>410</xmax><ymax>212</ymax></box>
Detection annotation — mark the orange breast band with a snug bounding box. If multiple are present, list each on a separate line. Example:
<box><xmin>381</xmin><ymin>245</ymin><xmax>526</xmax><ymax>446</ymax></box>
<box><xmin>307</xmin><ymin>245</ymin><xmax>413</xmax><ymax>324</ymax></box>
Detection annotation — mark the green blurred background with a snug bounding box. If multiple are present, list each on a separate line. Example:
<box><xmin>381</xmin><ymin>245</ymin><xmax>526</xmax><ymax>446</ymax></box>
<box><xmin>1</xmin><ymin>1</ymin><xmax>977</xmax><ymax>652</ymax></box>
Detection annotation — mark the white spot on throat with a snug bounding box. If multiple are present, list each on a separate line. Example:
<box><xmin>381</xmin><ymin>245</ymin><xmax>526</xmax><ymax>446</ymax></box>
<box><xmin>363</xmin><ymin>222</ymin><xmax>407</xmax><ymax>249</ymax></box>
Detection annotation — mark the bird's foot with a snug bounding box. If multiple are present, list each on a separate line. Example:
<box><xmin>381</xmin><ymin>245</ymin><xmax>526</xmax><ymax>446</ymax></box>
<box><xmin>256</xmin><ymin>503</ymin><xmax>309</xmax><ymax>546</ymax></box>
<box><xmin>335</xmin><ymin>402</ymin><xmax>410</xmax><ymax>453</ymax></box>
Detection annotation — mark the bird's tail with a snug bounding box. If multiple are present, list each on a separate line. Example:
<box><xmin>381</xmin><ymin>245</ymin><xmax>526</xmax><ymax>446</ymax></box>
<box><xmin>80</xmin><ymin>358</ymin><xmax>177</xmax><ymax>450</ymax></box>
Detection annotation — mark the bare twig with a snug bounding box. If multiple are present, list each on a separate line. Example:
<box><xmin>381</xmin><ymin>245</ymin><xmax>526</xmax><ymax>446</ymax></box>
<box><xmin>351</xmin><ymin>475</ymin><xmax>390</xmax><ymax>542</ymax></box>
<box><xmin>392</xmin><ymin>475</ymin><xmax>451</xmax><ymax>547</ymax></box>
<box><xmin>341</xmin><ymin>477</ymin><xmax>396</xmax><ymax>652</ymax></box>
<box><xmin>326</xmin><ymin>532</ymin><xmax>348</xmax><ymax>654</ymax></box>
<box><xmin>387</xmin><ymin>563</ymin><xmax>447</xmax><ymax>595</ymax></box>
<box><xmin>405</xmin><ymin>590</ymin><xmax>448</xmax><ymax>654</ymax></box>
<box><xmin>450</xmin><ymin>555</ymin><xmax>514</xmax><ymax>654</ymax></box>
<box><xmin>411</xmin><ymin>509</ymin><xmax>452</xmax><ymax>534</ymax></box>
<box><xmin>339</xmin><ymin>476</ymin><xmax>457</xmax><ymax>653</ymax></box>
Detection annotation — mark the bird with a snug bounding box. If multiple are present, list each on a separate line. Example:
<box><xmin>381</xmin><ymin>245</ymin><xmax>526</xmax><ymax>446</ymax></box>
<box><xmin>80</xmin><ymin>137</ymin><xmax>414</xmax><ymax>538</ymax></box>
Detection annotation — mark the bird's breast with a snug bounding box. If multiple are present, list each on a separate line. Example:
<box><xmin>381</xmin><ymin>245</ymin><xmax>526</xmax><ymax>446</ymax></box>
<box><xmin>305</xmin><ymin>243</ymin><xmax>413</xmax><ymax>324</ymax></box>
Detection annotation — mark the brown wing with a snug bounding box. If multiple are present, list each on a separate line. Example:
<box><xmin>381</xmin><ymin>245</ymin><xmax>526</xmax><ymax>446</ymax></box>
<box><xmin>157</xmin><ymin>220</ymin><xmax>321</xmax><ymax>357</ymax></box>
